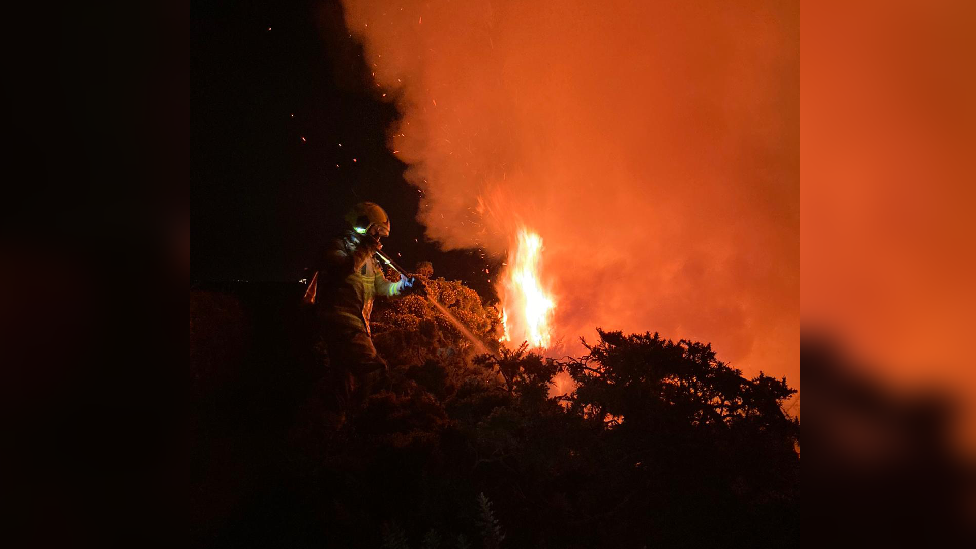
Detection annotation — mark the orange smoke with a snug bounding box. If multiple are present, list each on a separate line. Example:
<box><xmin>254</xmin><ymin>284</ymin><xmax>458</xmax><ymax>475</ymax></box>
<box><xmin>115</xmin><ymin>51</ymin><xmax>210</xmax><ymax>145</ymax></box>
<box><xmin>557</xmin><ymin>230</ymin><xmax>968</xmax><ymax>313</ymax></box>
<box><xmin>500</xmin><ymin>228</ymin><xmax>555</xmax><ymax>349</ymax></box>
<box><xmin>339</xmin><ymin>1</ymin><xmax>799</xmax><ymax>387</ymax></box>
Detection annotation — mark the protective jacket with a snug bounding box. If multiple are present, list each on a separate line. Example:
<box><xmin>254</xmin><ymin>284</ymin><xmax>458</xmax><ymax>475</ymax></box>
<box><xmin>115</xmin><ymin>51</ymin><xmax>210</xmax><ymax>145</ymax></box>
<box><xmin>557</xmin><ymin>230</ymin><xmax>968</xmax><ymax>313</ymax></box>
<box><xmin>303</xmin><ymin>230</ymin><xmax>406</xmax><ymax>334</ymax></box>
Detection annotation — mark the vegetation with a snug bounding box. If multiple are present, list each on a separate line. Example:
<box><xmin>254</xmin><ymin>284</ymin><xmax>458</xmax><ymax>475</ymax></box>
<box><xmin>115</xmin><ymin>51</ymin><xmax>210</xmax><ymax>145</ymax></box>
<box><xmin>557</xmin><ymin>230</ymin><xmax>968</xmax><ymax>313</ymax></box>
<box><xmin>371</xmin><ymin>274</ymin><xmax>504</xmax><ymax>392</ymax></box>
<box><xmin>190</xmin><ymin>274</ymin><xmax>799</xmax><ymax>548</ymax></box>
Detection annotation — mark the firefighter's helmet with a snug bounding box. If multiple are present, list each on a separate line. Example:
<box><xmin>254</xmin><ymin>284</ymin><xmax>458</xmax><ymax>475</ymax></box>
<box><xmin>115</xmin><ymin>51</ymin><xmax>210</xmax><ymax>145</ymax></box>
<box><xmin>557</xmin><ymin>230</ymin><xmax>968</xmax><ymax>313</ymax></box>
<box><xmin>345</xmin><ymin>202</ymin><xmax>391</xmax><ymax>237</ymax></box>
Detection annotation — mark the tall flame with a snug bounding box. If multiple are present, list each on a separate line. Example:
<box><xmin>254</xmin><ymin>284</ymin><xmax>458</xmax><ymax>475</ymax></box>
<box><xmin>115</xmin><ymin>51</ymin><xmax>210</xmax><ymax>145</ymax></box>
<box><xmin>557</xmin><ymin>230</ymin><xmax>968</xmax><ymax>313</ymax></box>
<box><xmin>500</xmin><ymin>228</ymin><xmax>555</xmax><ymax>349</ymax></box>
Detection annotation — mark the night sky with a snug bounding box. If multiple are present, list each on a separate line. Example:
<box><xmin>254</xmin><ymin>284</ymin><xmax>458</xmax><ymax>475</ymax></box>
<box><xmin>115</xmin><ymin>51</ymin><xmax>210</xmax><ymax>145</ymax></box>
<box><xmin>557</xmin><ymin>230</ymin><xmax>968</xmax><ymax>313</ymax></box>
<box><xmin>192</xmin><ymin>0</ymin><xmax>499</xmax><ymax>298</ymax></box>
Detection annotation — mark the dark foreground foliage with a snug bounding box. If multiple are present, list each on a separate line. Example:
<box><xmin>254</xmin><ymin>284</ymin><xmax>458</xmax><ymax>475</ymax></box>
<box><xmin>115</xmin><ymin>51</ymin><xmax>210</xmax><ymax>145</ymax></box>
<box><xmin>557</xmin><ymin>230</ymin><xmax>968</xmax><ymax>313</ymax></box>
<box><xmin>191</xmin><ymin>280</ymin><xmax>799</xmax><ymax>549</ymax></box>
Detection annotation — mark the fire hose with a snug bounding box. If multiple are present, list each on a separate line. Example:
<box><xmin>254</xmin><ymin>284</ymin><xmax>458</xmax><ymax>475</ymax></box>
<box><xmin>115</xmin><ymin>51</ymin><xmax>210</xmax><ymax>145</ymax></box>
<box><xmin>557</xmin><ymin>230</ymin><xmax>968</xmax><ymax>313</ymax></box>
<box><xmin>373</xmin><ymin>248</ymin><xmax>412</xmax><ymax>281</ymax></box>
<box><xmin>374</xmin><ymin>248</ymin><xmax>493</xmax><ymax>356</ymax></box>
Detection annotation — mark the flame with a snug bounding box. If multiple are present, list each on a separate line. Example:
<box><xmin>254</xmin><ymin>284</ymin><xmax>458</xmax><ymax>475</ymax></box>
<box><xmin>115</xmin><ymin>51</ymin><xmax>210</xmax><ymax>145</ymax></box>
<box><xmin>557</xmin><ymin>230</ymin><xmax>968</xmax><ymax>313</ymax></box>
<box><xmin>499</xmin><ymin>309</ymin><xmax>511</xmax><ymax>343</ymax></box>
<box><xmin>499</xmin><ymin>228</ymin><xmax>555</xmax><ymax>349</ymax></box>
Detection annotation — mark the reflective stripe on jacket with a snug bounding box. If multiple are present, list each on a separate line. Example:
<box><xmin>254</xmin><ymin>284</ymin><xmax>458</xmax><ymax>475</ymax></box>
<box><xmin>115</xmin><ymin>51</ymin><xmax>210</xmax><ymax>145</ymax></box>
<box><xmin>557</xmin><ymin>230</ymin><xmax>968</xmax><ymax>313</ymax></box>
<box><xmin>307</xmin><ymin>231</ymin><xmax>405</xmax><ymax>334</ymax></box>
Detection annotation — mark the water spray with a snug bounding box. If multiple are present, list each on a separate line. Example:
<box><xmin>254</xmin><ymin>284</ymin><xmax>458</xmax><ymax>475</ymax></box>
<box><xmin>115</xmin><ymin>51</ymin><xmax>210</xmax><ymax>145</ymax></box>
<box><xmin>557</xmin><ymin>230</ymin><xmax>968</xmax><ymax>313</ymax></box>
<box><xmin>374</xmin><ymin>248</ymin><xmax>494</xmax><ymax>356</ymax></box>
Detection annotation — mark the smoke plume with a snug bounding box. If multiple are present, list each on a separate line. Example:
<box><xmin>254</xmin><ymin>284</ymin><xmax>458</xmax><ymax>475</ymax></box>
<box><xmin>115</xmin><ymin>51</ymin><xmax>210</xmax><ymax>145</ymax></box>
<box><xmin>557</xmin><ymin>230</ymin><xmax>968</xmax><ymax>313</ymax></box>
<box><xmin>339</xmin><ymin>0</ymin><xmax>799</xmax><ymax>385</ymax></box>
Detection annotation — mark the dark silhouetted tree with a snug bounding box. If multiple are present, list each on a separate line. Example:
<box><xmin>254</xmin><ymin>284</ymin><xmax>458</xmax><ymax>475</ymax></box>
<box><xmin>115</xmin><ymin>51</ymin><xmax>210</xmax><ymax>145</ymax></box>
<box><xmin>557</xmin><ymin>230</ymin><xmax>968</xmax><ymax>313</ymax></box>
<box><xmin>191</xmin><ymin>279</ymin><xmax>799</xmax><ymax>549</ymax></box>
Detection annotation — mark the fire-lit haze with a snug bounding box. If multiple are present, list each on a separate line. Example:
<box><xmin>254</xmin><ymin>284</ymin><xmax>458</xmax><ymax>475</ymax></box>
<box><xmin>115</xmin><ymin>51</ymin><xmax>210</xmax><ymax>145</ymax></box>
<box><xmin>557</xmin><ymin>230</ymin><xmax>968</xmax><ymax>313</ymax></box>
<box><xmin>339</xmin><ymin>1</ymin><xmax>799</xmax><ymax>387</ymax></box>
<box><xmin>804</xmin><ymin>1</ymin><xmax>976</xmax><ymax>448</ymax></box>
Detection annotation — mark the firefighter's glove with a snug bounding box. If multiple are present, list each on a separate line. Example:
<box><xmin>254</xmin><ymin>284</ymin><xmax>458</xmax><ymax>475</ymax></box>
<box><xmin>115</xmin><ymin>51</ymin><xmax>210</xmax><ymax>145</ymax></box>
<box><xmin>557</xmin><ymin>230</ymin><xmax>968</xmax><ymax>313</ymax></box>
<box><xmin>403</xmin><ymin>276</ymin><xmax>427</xmax><ymax>297</ymax></box>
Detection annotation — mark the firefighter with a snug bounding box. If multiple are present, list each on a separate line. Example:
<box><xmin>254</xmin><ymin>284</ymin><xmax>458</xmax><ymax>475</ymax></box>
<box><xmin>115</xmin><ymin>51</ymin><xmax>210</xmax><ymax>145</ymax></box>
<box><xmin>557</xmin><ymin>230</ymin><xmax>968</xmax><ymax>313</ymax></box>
<box><xmin>303</xmin><ymin>202</ymin><xmax>425</xmax><ymax>415</ymax></box>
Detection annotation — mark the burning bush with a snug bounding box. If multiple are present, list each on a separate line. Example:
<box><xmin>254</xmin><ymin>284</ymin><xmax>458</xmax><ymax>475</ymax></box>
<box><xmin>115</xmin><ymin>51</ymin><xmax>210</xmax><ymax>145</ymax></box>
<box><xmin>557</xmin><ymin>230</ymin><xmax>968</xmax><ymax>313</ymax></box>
<box><xmin>372</xmin><ymin>273</ymin><xmax>504</xmax><ymax>392</ymax></box>
<box><xmin>192</xmin><ymin>280</ymin><xmax>799</xmax><ymax>548</ymax></box>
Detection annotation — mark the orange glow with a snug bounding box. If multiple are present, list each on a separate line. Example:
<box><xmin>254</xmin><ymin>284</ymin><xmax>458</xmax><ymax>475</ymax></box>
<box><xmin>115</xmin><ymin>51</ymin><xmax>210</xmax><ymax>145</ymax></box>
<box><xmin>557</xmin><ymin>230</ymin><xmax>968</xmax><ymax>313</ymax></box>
<box><xmin>341</xmin><ymin>0</ymin><xmax>800</xmax><ymax>391</ymax></box>
<box><xmin>500</xmin><ymin>228</ymin><xmax>555</xmax><ymax>349</ymax></box>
